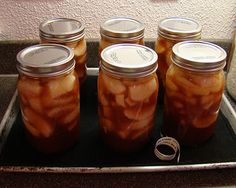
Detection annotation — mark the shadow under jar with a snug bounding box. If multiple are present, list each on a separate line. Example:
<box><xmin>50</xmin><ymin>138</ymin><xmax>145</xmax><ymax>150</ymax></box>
<box><xmin>163</xmin><ymin>41</ymin><xmax>226</xmax><ymax>146</ymax></box>
<box><xmin>155</xmin><ymin>17</ymin><xmax>201</xmax><ymax>91</ymax></box>
<box><xmin>16</xmin><ymin>44</ymin><xmax>80</xmax><ymax>154</ymax></box>
<box><xmin>98</xmin><ymin>44</ymin><xmax>158</xmax><ymax>152</ymax></box>
<box><xmin>39</xmin><ymin>18</ymin><xmax>87</xmax><ymax>86</ymax></box>
<box><xmin>99</xmin><ymin>17</ymin><xmax>145</xmax><ymax>58</ymax></box>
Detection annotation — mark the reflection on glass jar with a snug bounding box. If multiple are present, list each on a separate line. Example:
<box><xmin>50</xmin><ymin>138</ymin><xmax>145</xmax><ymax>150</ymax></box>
<box><xmin>16</xmin><ymin>44</ymin><xmax>80</xmax><ymax>154</ymax></box>
<box><xmin>39</xmin><ymin>18</ymin><xmax>87</xmax><ymax>86</ymax></box>
<box><xmin>163</xmin><ymin>41</ymin><xmax>226</xmax><ymax>146</ymax></box>
<box><xmin>98</xmin><ymin>44</ymin><xmax>158</xmax><ymax>152</ymax></box>
<box><xmin>155</xmin><ymin>17</ymin><xmax>201</xmax><ymax>90</ymax></box>
<box><xmin>99</xmin><ymin>17</ymin><xmax>145</xmax><ymax>58</ymax></box>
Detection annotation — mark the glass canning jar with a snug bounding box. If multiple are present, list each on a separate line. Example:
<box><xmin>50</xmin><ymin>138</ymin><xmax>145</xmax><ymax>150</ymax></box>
<box><xmin>99</xmin><ymin>17</ymin><xmax>145</xmax><ymax>57</ymax></box>
<box><xmin>39</xmin><ymin>18</ymin><xmax>87</xmax><ymax>86</ymax></box>
<box><xmin>163</xmin><ymin>41</ymin><xmax>226</xmax><ymax>146</ymax></box>
<box><xmin>98</xmin><ymin>44</ymin><xmax>158</xmax><ymax>152</ymax></box>
<box><xmin>16</xmin><ymin>44</ymin><xmax>80</xmax><ymax>154</ymax></box>
<box><xmin>155</xmin><ymin>17</ymin><xmax>201</xmax><ymax>90</ymax></box>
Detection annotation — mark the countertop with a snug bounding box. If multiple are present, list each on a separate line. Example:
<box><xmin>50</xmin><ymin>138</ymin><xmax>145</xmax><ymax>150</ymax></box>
<box><xmin>0</xmin><ymin>39</ymin><xmax>236</xmax><ymax>188</ymax></box>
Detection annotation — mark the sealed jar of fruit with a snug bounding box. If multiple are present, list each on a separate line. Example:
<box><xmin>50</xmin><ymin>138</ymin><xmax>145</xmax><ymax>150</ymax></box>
<box><xmin>39</xmin><ymin>18</ymin><xmax>87</xmax><ymax>85</ymax></box>
<box><xmin>163</xmin><ymin>41</ymin><xmax>226</xmax><ymax>146</ymax></box>
<box><xmin>155</xmin><ymin>17</ymin><xmax>201</xmax><ymax>89</ymax></box>
<box><xmin>99</xmin><ymin>17</ymin><xmax>145</xmax><ymax>57</ymax></box>
<box><xmin>16</xmin><ymin>44</ymin><xmax>80</xmax><ymax>154</ymax></box>
<box><xmin>98</xmin><ymin>44</ymin><xmax>158</xmax><ymax>152</ymax></box>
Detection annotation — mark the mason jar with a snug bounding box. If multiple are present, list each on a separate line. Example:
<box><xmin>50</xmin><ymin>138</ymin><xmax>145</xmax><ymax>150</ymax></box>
<box><xmin>163</xmin><ymin>41</ymin><xmax>226</xmax><ymax>146</ymax></box>
<box><xmin>16</xmin><ymin>44</ymin><xmax>80</xmax><ymax>154</ymax></box>
<box><xmin>39</xmin><ymin>18</ymin><xmax>87</xmax><ymax>86</ymax></box>
<box><xmin>155</xmin><ymin>17</ymin><xmax>201</xmax><ymax>89</ymax></box>
<box><xmin>98</xmin><ymin>44</ymin><xmax>158</xmax><ymax>152</ymax></box>
<box><xmin>99</xmin><ymin>17</ymin><xmax>145</xmax><ymax>57</ymax></box>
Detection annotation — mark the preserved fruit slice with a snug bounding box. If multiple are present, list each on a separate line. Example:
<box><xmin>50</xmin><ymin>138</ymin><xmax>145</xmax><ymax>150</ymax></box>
<box><xmin>76</xmin><ymin>53</ymin><xmax>87</xmax><ymax>64</ymax></box>
<box><xmin>102</xmin><ymin>106</ymin><xmax>112</xmax><ymax>118</ymax></box>
<box><xmin>100</xmin><ymin>118</ymin><xmax>113</xmax><ymax>133</ymax></box>
<box><xmin>173</xmin><ymin>101</ymin><xmax>184</xmax><ymax>109</ymax></box>
<box><xmin>65</xmin><ymin>42</ymin><xmax>77</xmax><ymax>49</ymax></box>
<box><xmin>166</xmin><ymin>90</ymin><xmax>182</xmax><ymax>99</ymax></box>
<box><xmin>48</xmin><ymin>74</ymin><xmax>76</xmax><ymax>98</ymax></box>
<box><xmin>209</xmin><ymin>78</ymin><xmax>224</xmax><ymax>93</ymax></box>
<box><xmin>98</xmin><ymin>77</ymin><xmax>109</xmax><ymax>106</ymax></box>
<box><xmin>102</xmin><ymin>74</ymin><xmax>126</xmax><ymax>94</ymax></box>
<box><xmin>20</xmin><ymin>95</ymin><xmax>28</xmax><ymax>106</ymax></box>
<box><xmin>18</xmin><ymin>78</ymin><xmax>41</xmax><ymax>97</ymax></box>
<box><xmin>129</xmin><ymin>78</ymin><xmax>157</xmax><ymax>102</ymax></box>
<box><xmin>117</xmin><ymin>129</ymin><xmax>129</xmax><ymax>139</ymax></box>
<box><xmin>130</xmin><ymin>115</ymin><xmax>153</xmax><ymax>130</ymax></box>
<box><xmin>60</xmin><ymin>105</ymin><xmax>80</xmax><ymax>124</ymax></box>
<box><xmin>23</xmin><ymin>108</ymin><xmax>54</xmax><ymax>138</ymax></box>
<box><xmin>165</xmin><ymin>50</ymin><xmax>172</xmax><ymax>66</ymax></box>
<box><xmin>47</xmin><ymin>103</ymin><xmax>77</xmax><ymax>119</ymax></box>
<box><xmin>99</xmin><ymin>40</ymin><xmax>110</xmax><ymax>54</ymax></box>
<box><xmin>194</xmin><ymin>73</ymin><xmax>224</xmax><ymax>93</ymax></box>
<box><xmin>125</xmin><ymin>97</ymin><xmax>136</xmax><ymax>107</ymax></box>
<box><xmin>24</xmin><ymin>121</ymin><xmax>41</xmax><ymax>137</ymax></box>
<box><xmin>201</xmin><ymin>95</ymin><xmax>214</xmax><ymax>110</ymax></box>
<box><xmin>190</xmin><ymin>85</ymin><xmax>210</xmax><ymax>96</ymax></box>
<box><xmin>166</xmin><ymin>65</ymin><xmax>180</xmax><ymax>78</ymax></box>
<box><xmin>175</xmin><ymin>75</ymin><xmax>210</xmax><ymax>96</ymax></box>
<box><xmin>67</xmin><ymin>121</ymin><xmax>78</xmax><ymax>131</ymax></box>
<box><xmin>99</xmin><ymin>93</ymin><xmax>109</xmax><ymax>106</ymax></box>
<box><xmin>115</xmin><ymin>94</ymin><xmax>126</xmax><ymax>107</ymax></box>
<box><xmin>155</xmin><ymin>41</ymin><xmax>165</xmax><ymax>53</ymax></box>
<box><xmin>131</xmin><ymin>126</ymin><xmax>149</xmax><ymax>140</ymax></box>
<box><xmin>28</xmin><ymin>97</ymin><xmax>43</xmax><ymax>113</ymax></box>
<box><xmin>185</xmin><ymin>96</ymin><xmax>197</xmax><ymax>105</ymax></box>
<box><xmin>74</xmin><ymin>39</ymin><xmax>87</xmax><ymax>57</ymax></box>
<box><xmin>166</xmin><ymin>77</ymin><xmax>178</xmax><ymax>91</ymax></box>
<box><xmin>124</xmin><ymin>104</ymin><xmax>156</xmax><ymax>121</ymax></box>
<box><xmin>192</xmin><ymin>114</ymin><xmax>217</xmax><ymax>128</ymax></box>
<box><xmin>175</xmin><ymin>75</ymin><xmax>195</xmax><ymax>89</ymax></box>
<box><xmin>50</xmin><ymin>96</ymin><xmax>75</xmax><ymax>108</ymax></box>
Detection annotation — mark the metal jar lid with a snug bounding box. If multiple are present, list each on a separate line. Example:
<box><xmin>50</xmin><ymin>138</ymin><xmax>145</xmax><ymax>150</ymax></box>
<box><xmin>39</xmin><ymin>18</ymin><xmax>85</xmax><ymax>43</ymax></box>
<box><xmin>172</xmin><ymin>41</ymin><xmax>226</xmax><ymax>72</ymax></box>
<box><xmin>100</xmin><ymin>17</ymin><xmax>145</xmax><ymax>39</ymax></box>
<box><xmin>158</xmin><ymin>17</ymin><xmax>202</xmax><ymax>40</ymax></box>
<box><xmin>101</xmin><ymin>44</ymin><xmax>158</xmax><ymax>78</ymax></box>
<box><xmin>17</xmin><ymin>44</ymin><xmax>75</xmax><ymax>77</ymax></box>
